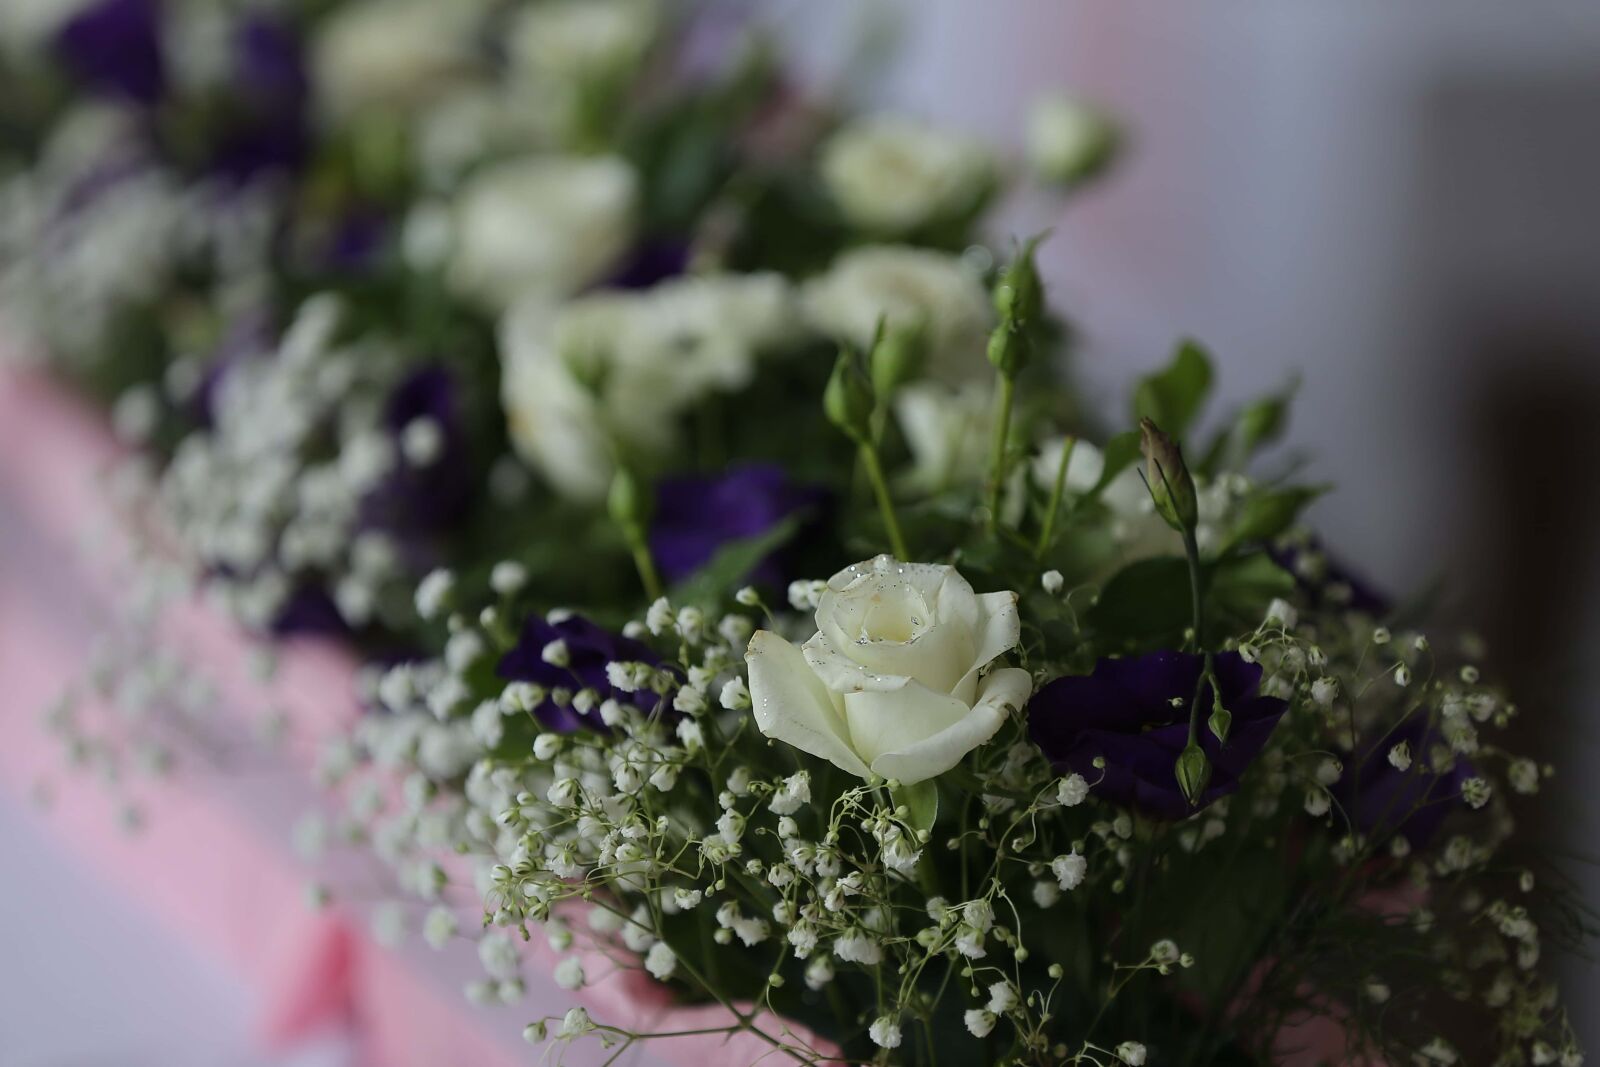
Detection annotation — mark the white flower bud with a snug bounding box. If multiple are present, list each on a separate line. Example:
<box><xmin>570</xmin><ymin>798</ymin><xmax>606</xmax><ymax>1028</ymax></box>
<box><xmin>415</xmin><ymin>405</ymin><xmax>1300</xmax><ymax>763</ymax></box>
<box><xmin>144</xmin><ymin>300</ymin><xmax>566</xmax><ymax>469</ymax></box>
<box><xmin>1056</xmin><ymin>773</ymin><xmax>1089</xmax><ymax>807</ymax></box>
<box><xmin>415</xmin><ymin>569</ymin><xmax>454</xmax><ymax>620</ymax></box>
<box><xmin>490</xmin><ymin>561</ymin><xmax>528</xmax><ymax>596</ymax></box>
<box><xmin>719</xmin><ymin>677</ymin><xmax>751</xmax><ymax>711</ymax></box>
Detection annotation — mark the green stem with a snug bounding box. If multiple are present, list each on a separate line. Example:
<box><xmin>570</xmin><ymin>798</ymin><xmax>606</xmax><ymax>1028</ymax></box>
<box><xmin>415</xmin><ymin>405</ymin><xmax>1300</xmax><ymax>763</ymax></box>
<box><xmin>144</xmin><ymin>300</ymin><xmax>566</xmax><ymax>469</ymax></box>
<box><xmin>986</xmin><ymin>373</ymin><xmax>1016</xmax><ymax>531</ymax></box>
<box><xmin>1035</xmin><ymin>435</ymin><xmax>1076</xmax><ymax>558</ymax></box>
<box><xmin>627</xmin><ymin>529</ymin><xmax>664</xmax><ymax>601</ymax></box>
<box><xmin>1182</xmin><ymin>528</ymin><xmax>1204</xmax><ymax>652</ymax></box>
<box><xmin>859</xmin><ymin>443</ymin><xmax>910</xmax><ymax>560</ymax></box>
<box><xmin>1181</xmin><ymin>527</ymin><xmax>1209</xmax><ymax>748</ymax></box>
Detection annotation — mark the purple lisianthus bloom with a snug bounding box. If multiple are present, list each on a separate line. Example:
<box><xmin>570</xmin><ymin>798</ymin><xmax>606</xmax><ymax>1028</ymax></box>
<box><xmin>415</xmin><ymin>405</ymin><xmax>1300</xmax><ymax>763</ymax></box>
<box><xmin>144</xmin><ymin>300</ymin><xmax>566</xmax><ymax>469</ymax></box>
<box><xmin>208</xmin><ymin>14</ymin><xmax>309</xmax><ymax>182</ymax></box>
<box><xmin>650</xmin><ymin>464</ymin><xmax>827</xmax><ymax>586</ymax></box>
<box><xmin>55</xmin><ymin>0</ymin><xmax>165</xmax><ymax>104</ymax></box>
<box><xmin>270</xmin><ymin>585</ymin><xmax>348</xmax><ymax>638</ymax></box>
<box><xmin>1028</xmin><ymin>651</ymin><xmax>1288</xmax><ymax>819</ymax></box>
<box><xmin>1335</xmin><ymin>714</ymin><xmax>1472</xmax><ymax>847</ymax></box>
<box><xmin>606</xmin><ymin>239</ymin><xmax>689</xmax><ymax>290</ymax></box>
<box><xmin>497</xmin><ymin>614</ymin><xmax>668</xmax><ymax>732</ymax></box>
<box><xmin>370</xmin><ymin>365</ymin><xmax>473</xmax><ymax>533</ymax></box>
<box><xmin>319</xmin><ymin>207</ymin><xmax>389</xmax><ymax>273</ymax></box>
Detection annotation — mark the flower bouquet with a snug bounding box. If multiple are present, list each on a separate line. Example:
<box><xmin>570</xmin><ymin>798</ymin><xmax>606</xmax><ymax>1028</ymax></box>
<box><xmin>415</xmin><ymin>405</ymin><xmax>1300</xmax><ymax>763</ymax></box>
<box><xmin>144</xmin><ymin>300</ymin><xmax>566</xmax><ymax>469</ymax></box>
<box><xmin>2</xmin><ymin>2</ymin><xmax>1587</xmax><ymax>1066</ymax></box>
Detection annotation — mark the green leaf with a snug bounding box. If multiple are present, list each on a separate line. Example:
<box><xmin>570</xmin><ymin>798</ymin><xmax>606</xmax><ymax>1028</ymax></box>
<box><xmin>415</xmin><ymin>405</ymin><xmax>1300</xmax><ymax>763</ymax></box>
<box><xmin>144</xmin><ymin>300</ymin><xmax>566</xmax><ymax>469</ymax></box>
<box><xmin>1217</xmin><ymin>486</ymin><xmax>1327</xmax><ymax>555</ymax></box>
<box><xmin>1208</xmin><ymin>552</ymin><xmax>1296</xmax><ymax>632</ymax></box>
<box><xmin>1132</xmin><ymin>339</ymin><xmax>1214</xmax><ymax>439</ymax></box>
<box><xmin>1087</xmin><ymin>555</ymin><xmax>1192</xmax><ymax>648</ymax></box>
<box><xmin>1198</xmin><ymin>386</ymin><xmax>1296</xmax><ymax>474</ymax></box>
<box><xmin>668</xmin><ymin>514</ymin><xmax>803</xmax><ymax>607</ymax></box>
<box><xmin>892</xmin><ymin>779</ymin><xmax>939</xmax><ymax>834</ymax></box>
<box><xmin>1087</xmin><ymin>430</ymin><xmax>1142</xmax><ymax>499</ymax></box>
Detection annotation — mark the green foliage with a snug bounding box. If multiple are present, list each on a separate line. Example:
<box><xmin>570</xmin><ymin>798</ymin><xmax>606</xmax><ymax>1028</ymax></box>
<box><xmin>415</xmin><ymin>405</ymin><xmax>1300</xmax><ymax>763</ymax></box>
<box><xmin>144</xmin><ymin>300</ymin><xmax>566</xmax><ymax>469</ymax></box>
<box><xmin>1216</xmin><ymin>486</ymin><xmax>1327</xmax><ymax>556</ymax></box>
<box><xmin>1133</xmin><ymin>339</ymin><xmax>1214</xmax><ymax>439</ymax></box>
<box><xmin>669</xmin><ymin>514</ymin><xmax>804</xmax><ymax>609</ymax></box>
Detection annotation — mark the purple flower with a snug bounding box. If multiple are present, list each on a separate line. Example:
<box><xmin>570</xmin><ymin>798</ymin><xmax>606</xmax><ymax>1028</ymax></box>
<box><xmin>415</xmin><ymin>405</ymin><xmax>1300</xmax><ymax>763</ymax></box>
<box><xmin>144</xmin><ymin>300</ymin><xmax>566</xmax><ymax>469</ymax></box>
<box><xmin>650</xmin><ymin>464</ymin><xmax>828</xmax><ymax>586</ymax></box>
<box><xmin>55</xmin><ymin>0</ymin><xmax>165</xmax><ymax>104</ymax></box>
<box><xmin>497</xmin><ymin>615</ymin><xmax>667</xmax><ymax>732</ymax></box>
<box><xmin>270</xmin><ymin>586</ymin><xmax>348</xmax><ymax>638</ymax></box>
<box><xmin>1028</xmin><ymin>651</ymin><xmax>1287</xmax><ymax>819</ymax></box>
<box><xmin>369</xmin><ymin>365</ymin><xmax>473</xmax><ymax>534</ymax></box>
<box><xmin>317</xmin><ymin>207</ymin><xmax>389</xmax><ymax>274</ymax></box>
<box><xmin>208</xmin><ymin>14</ymin><xmax>309</xmax><ymax>182</ymax></box>
<box><xmin>605</xmin><ymin>239</ymin><xmax>689</xmax><ymax>290</ymax></box>
<box><xmin>1335</xmin><ymin>714</ymin><xmax>1473</xmax><ymax>847</ymax></box>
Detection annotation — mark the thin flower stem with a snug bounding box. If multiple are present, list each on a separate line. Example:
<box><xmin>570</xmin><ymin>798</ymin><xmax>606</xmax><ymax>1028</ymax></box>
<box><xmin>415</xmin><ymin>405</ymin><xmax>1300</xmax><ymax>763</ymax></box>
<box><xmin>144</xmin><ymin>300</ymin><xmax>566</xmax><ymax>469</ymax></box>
<box><xmin>858</xmin><ymin>443</ymin><xmax>910</xmax><ymax>560</ymax></box>
<box><xmin>626</xmin><ymin>528</ymin><xmax>664</xmax><ymax>601</ymax></box>
<box><xmin>987</xmin><ymin>373</ymin><xmax>1016</xmax><ymax>532</ymax></box>
<box><xmin>1035</xmin><ymin>435</ymin><xmax>1076</xmax><ymax>558</ymax></box>
<box><xmin>1181</xmin><ymin>528</ymin><xmax>1214</xmax><ymax>751</ymax></box>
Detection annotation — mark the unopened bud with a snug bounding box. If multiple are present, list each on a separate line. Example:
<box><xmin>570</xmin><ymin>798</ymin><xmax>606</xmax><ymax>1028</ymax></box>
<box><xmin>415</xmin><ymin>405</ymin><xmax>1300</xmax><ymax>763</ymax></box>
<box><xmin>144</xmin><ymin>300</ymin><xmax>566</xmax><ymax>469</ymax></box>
<box><xmin>1207</xmin><ymin>703</ymin><xmax>1232</xmax><ymax>745</ymax></box>
<box><xmin>1139</xmin><ymin>418</ymin><xmax>1198</xmax><ymax>533</ymax></box>
<box><xmin>1175</xmin><ymin>744</ymin><xmax>1212</xmax><ymax>807</ymax></box>
<box><xmin>993</xmin><ymin>238</ymin><xmax>1045</xmax><ymax>327</ymax></box>
<box><xmin>1026</xmin><ymin>93</ymin><xmax>1119</xmax><ymax>187</ymax></box>
<box><xmin>986</xmin><ymin>324</ymin><xmax>1030</xmax><ymax>378</ymax></box>
<box><xmin>870</xmin><ymin>319</ymin><xmax>926</xmax><ymax>396</ymax></box>
<box><xmin>824</xmin><ymin>350</ymin><xmax>875</xmax><ymax>443</ymax></box>
<box><xmin>607</xmin><ymin>465</ymin><xmax>652</xmax><ymax>531</ymax></box>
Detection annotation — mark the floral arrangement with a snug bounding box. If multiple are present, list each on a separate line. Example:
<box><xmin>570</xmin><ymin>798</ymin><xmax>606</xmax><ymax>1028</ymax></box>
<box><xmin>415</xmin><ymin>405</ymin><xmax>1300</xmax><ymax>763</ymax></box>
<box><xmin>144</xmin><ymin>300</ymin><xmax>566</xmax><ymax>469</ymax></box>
<box><xmin>4</xmin><ymin>3</ymin><xmax>1588</xmax><ymax>1066</ymax></box>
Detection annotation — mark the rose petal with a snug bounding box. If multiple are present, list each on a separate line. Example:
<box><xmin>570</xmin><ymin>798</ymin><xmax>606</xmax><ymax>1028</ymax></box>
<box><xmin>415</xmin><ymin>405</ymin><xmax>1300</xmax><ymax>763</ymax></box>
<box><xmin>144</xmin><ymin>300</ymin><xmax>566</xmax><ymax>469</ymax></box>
<box><xmin>843</xmin><ymin>680</ymin><xmax>972</xmax><ymax>768</ymax></box>
<box><xmin>868</xmin><ymin>667</ymin><xmax>1032</xmax><ymax>786</ymax></box>
<box><xmin>746</xmin><ymin>630</ymin><xmax>870</xmax><ymax>779</ymax></box>
<box><xmin>801</xmin><ymin>629</ymin><xmax>911</xmax><ymax>694</ymax></box>
<box><xmin>972</xmin><ymin>590</ymin><xmax>1021</xmax><ymax>667</ymax></box>
<box><xmin>815</xmin><ymin>558</ymin><xmax>977</xmax><ymax>692</ymax></box>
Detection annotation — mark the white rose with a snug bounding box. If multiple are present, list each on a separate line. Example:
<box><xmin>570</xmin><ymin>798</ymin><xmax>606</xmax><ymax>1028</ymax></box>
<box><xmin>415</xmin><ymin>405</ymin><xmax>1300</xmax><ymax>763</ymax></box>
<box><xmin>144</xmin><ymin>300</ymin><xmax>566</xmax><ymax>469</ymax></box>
<box><xmin>633</xmin><ymin>271</ymin><xmax>800</xmax><ymax>394</ymax></box>
<box><xmin>500</xmin><ymin>273</ymin><xmax>798</xmax><ymax>498</ymax></box>
<box><xmin>801</xmin><ymin>245</ymin><xmax>992</xmax><ymax>384</ymax></box>
<box><xmin>312</xmin><ymin>0</ymin><xmax>484</xmax><ymax>119</ymax></box>
<box><xmin>894</xmin><ymin>382</ymin><xmax>991</xmax><ymax>493</ymax></box>
<box><xmin>510</xmin><ymin>0</ymin><xmax>657</xmax><ymax>85</ymax></box>
<box><xmin>746</xmin><ymin>556</ymin><xmax>1031</xmax><ymax>786</ymax></box>
<box><xmin>820</xmin><ymin>114</ymin><xmax>993</xmax><ymax>234</ymax></box>
<box><xmin>1031</xmin><ymin>438</ymin><xmax>1149</xmax><ymax>516</ymax></box>
<box><xmin>1025</xmin><ymin>93</ymin><xmax>1117</xmax><ymax>186</ymax></box>
<box><xmin>1031</xmin><ymin>436</ymin><xmax>1230</xmax><ymax>561</ymax></box>
<box><xmin>413</xmin><ymin>88</ymin><xmax>540</xmax><ymax>192</ymax></box>
<box><xmin>0</xmin><ymin>0</ymin><xmax>86</xmax><ymax>49</ymax></box>
<box><xmin>449</xmin><ymin>154</ymin><xmax>637</xmax><ymax>312</ymax></box>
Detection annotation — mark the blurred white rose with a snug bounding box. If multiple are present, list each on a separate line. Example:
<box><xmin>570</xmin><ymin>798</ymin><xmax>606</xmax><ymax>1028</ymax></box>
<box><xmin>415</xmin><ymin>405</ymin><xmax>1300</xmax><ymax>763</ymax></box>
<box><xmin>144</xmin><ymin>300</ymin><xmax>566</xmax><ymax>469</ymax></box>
<box><xmin>413</xmin><ymin>88</ymin><xmax>550</xmax><ymax>192</ymax></box>
<box><xmin>894</xmin><ymin>382</ymin><xmax>991</xmax><ymax>492</ymax></box>
<box><xmin>500</xmin><ymin>273</ymin><xmax>798</xmax><ymax>499</ymax></box>
<box><xmin>449</xmin><ymin>154</ymin><xmax>637</xmax><ymax>312</ymax></box>
<box><xmin>1025</xmin><ymin>93</ymin><xmax>1118</xmax><ymax>186</ymax></box>
<box><xmin>1031</xmin><ymin>436</ymin><xmax>1235</xmax><ymax>561</ymax></box>
<box><xmin>747</xmin><ymin>555</ymin><xmax>1030</xmax><ymax>786</ymax></box>
<box><xmin>312</xmin><ymin>0</ymin><xmax>484</xmax><ymax>119</ymax></box>
<box><xmin>1031</xmin><ymin>438</ymin><xmax>1149</xmax><ymax>516</ymax></box>
<box><xmin>0</xmin><ymin>0</ymin><xmax>85</xmax><ymax>49</ymax></box>
<box><xmin>801</xmin><ymin>245</ymin><xmax>992</xmax><ymax>383</ymax></box>
<box><xmin>820</xmin><ymin>114</ymin><xmax>994</xmax><ymax>234</ymax></box>
<box><xmin>510</xmin><ymin>0</ymin><xmax>657</xmax><ymax>85</ymax></box>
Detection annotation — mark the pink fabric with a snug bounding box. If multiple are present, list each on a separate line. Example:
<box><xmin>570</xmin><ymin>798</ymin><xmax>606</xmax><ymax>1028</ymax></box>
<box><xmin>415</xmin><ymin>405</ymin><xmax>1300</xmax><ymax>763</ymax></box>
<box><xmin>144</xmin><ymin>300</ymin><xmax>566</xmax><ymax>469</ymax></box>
<box><xmin>0</xmin><ymin>367</ymin><xmax>837</xmax><ymax>1066</ymax></box>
